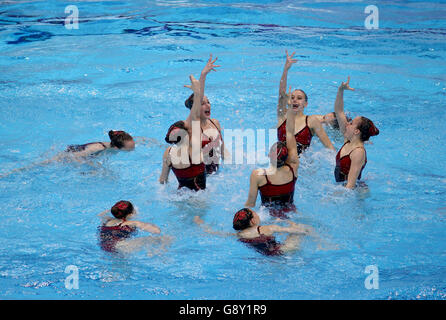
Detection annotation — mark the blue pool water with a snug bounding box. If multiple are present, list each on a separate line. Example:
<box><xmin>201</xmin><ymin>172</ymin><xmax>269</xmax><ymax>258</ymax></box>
<box><xmin>0</xmin><ymin>0</ymin><xmax>445</xmax><ymax>299</ymax></box>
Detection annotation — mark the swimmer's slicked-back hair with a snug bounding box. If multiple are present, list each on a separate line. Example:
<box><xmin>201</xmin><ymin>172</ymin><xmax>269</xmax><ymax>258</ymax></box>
<box><xmin>358</xmin><ymin>117</ymin><xmax>379</xmax><ymax>142</ymax></box>
<box><xmin>165</xmin><ymin>120</ymin><xmax>187</xmax><ymax>144</ymax></box>
<box><xmin>185</xmin><ymin>93</ymin><xmax>194</xmax><ymax>110</ymax></box>
<box><xmin>330</xmin><ymin>112</ymin><xmax>351</xmax><ymax>129</ymax></box>
<box><xmin>270</xmin><ymin>141</ymin><xmax>288</xmax><ymax>168</ymax></box>
<box><xmin>233</xmin><ymin>208</ymin><xmax>254</xmax><ymax>230</ymax></box>
<box><xmin>109</xmin><ymin>130</ymin><xmax>133</xmax><ymax>149</ymax></box>
<box><xmin>111</xmin><ymin>200</ymin><xmax>134</xmax><ymax>220</ymax></box>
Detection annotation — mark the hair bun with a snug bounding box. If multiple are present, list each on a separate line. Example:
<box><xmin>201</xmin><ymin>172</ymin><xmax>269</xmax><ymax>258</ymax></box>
<box><xmin>111</xmin><ymin>200</ymin><xmax>133</xmax><ymax>219</ymax></box>
<box><xmin>116</xmin><ymin>201</ymin><xmax>128</xmax><ymax>210</ymax></box>
<box><xmin>368</xmin><ymin>122</ymin><xmax>379</xmax><ymax>136</ymax></box>
<box><xmin>277</xmin><ymin>144</ymin><xmax>288</xmax><ymax>162</ymax></box>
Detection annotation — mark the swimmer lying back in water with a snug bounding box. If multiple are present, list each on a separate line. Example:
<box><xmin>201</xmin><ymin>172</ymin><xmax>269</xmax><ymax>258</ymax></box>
<box><xmin>0</xmin><ymin>130</ymin><xmax>135</xmax><ymax>179</ymax></box>
<box><xmin>65</xmin><ymin>130</ymin><xmax>135</xmax><ymax>156</ymax></box>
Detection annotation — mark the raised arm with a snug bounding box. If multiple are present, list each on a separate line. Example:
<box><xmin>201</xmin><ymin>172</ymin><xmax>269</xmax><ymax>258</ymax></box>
<box><xmin>199</xmin><ymin>54</ymin><xmax>220</xmax><ymax>99</ymax></box>
<box><xmin>184</xmin><ymin>75</ymin><xmax>203</xmax><ymax>164</ymax></box>
<box><xmin>334</xmin><ymin>76</ymin><xmax>355</xmax><ymax>136</ymax></box>
<box><xmin>285</xmin><ymin>97</ymin><xmax>299</xmax><ymax>168</ymax></box>
<box><xmin>185</xmin><ymin>55</ymin><xmax>220</xmax><ymax>129</ymax></box>
<box><xmin>277</xmin><ymin>50</ymin><xmax>297</xmax><ymax>123</ymax></box>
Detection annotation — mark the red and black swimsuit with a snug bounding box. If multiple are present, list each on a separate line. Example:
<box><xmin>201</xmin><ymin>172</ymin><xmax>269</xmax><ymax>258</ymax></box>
<box><xmin>66</xmin><ymin>142</ymin><xmax>107</xmax><ymax>153</ymax></box>
<box><xmin>201</xmin><ymin>119</ymin><xmax>222</xmax><ymax>175</ymax></box>
<box><xmin>99</xmin><ymin>222</ymin><xmax>136</xmax><ymax>253</ymax></box>
<box><xmin>169</xmin><ymin>149</ymin><xmax>206</xmax><ymax>191</ymax></box>
<box><xmin>239</xmin><ymin>226</ymin><xmax>282</xmax><ymax>256</ymax></box>
<box><xmin>277</xmin><ymin>115</ymin><xmax>313</xmax><ymax>155</ymax></box>
<box><xmin>258</xmin><ymin>164</ymin><xmax>297</xmax><ymax>217</ymax></box>
<box><xmin>334</xmin><ymin>141</ymin><xmax>367</xmax><ymax>182</ymax></box>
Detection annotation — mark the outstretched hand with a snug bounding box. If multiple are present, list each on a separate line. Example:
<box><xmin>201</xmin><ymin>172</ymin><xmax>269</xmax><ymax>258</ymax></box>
<box><xmin>202</xmin><ymin>54</ymin><xmax>220</xmax><ymax>75</ymax></box>
<box><xmin>287</xmin><ymin>221</ymin><xmax>313</xmax><ymax>235</ymax></box>
<box><xmin>184</xmin><ymin>74</ymin><xmax>201</xmax><ymax>93</ymax></box>
<box><xmin>339</xmin><ymin>76</ymin><xmax>355</xmax><ymax>91</ymax></box>
<box><xmin>284</xmin><ymin>50</ymin><xmax>298</xmax><ymax>70</ymax></box>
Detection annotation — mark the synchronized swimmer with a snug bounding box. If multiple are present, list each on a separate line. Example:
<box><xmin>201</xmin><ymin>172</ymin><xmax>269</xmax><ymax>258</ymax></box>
<box><xmin>1</xmin><ymin>51</ymin><xmax>379</xmax><ymax>256</ymax></box>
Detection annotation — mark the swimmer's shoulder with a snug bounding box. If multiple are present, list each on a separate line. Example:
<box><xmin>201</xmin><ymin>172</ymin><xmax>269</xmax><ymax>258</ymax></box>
<box><xmin>350</xmin><ymin>147</ymin><xmax>366</xmax><ymax>164</ymax></box>
<box><xmin>80</xmin><ymin>142</ymin><xmax>109</xmax><ymax>155</ymax></box>
<box><xmin>211</xmin><ymin>118</ymin><xmax>222</xmax><ymax>131</ymax></box>
<box><xmin>258</xmin><ymin>225</ymin><xmax>275</xmax><ymax>236</ymax></box>
<box><xmin>251</xmin><ymin>168</ymin><xmax>266</xmax><ymax>182</ymax></box>
<box><xmin>104</xmin><ymin>218</ymin><xmax>120</xmax><ymax>227</ymax></box>
<box><xmin>308</xmin><ymin>114</ymin><xmax>324</xmax><ymax>129</ymax></box>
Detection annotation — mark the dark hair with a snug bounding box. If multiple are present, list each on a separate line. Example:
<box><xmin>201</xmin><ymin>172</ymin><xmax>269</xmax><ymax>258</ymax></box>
<box><xmin>329</xmin><ymin>112</ymin><xmax>352</xmax><ymax>130</ymax></box>
<box><xmin>329</xmin><ymin>112</ymin><xmax>339</xmax><ymax>129</ymax></box>
<box><xmin>185</xmin><ymin>93</ymin><xmax>194</xmax><ymax>110</ymax></box>
<box><xmin>165</xmin><ymin>121</ymin><xmax>187</xmax><ymax>144</ymax></box>
<box><xmin>294</xmin><ymin>89</ymin><xmax>308</xmax><ymax>102</ymax></box>
<box><xmin>233</xmin><ymin>208</ymin><xmax>254</xmax><ymax>230</ymax></box>
<box><xmin>270</xmin><ymin>141</ymin><xmax>288</xmax><ymax>168</ymax></box>
<box><xmin>108</xmin><ymin>130</ymin><xmax>133</xmax><ymax>149</ymax></box>
<box><xmin>358</xmin><ymin>117</ymin><xmax>379</xmax><ymax>142</ymax></box>
<box><xmin>111</xmin><ymin>200</ymin><xmax>134</xmax><ymax>220</ymax></box>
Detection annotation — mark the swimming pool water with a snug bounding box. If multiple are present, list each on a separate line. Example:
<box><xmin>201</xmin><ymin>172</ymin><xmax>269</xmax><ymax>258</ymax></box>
<box><xmin>0</xmin><ymin>0</ymin><xmax>445</xmax><ymax>299</ymax></box>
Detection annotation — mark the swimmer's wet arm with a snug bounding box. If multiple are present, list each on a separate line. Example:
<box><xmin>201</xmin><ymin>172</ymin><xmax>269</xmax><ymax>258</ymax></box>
<box><xmin>159</xmin><ymin>148</ymin><xmax>171</xmax><ymax>184</ymax></box>
<box><xmin>278</xmin><ymin>50</ymin><xmax>297</xmax><ymax>121</ymax></box>
<box><xmin>287</xmin><ymin>221</ymin><xmax>314</xmax><ymax>235</ymax></box>
<box><xmin>193</xmin><ymin>216</ymin><xmax>235</xmax><ymax>237</ymax></box>
<box><xmin>309</xmin><ymin>116</ymin><xmax>335</xmax><ymax>151</ymax></box>
<box><xmin>345</xmin><ymin>148</ymin><xmax>365</xmax><ymax>189</ymax></box>
<box><xmin>267</xmin><ymin>223</ymin><xmax>312</xmax><ymax>235</ymax></box>
<box><xmin>199</xmin><ymin>54</ymin><xmax>220</xmax><ymax>100</ymax></box>
<box><xmin>127</xmin><ymin>221</ymin><xmax>161</xmax><ymax>234</ymax></box>
<box><xmin>245</xmin><ymin>169</ymin><xmax>260</xmax><ymax>207</ymax></box>
<box><xmin>184</xmin><ymin>74</ymin><xmax>203</xmax><ymax>130</ymax></box>
<box><xmin>97</xmin><ymin>210</ymin><xmax>109</xmax><ymax>218</ymax></box>
<box><xmin>334</xmin><ymin>77</ymin><xmax>355</xmax><ymax>136</ymax></box>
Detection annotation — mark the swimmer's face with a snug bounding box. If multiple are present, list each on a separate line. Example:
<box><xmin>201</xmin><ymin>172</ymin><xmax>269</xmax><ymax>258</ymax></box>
<box><xmin>290</xmin><ymin>90</ymin><xmax>307</xmax><ymax>111</ymax></box>
<box><xmin>346</xmin><ymin>116</ymin><xmax>362</xmax><ymax>138</ymax></box>
<box><xmin>200</xmin><ymin>96</ymin><xmax>211</xmax><ymax>119</ymax></box>
<box><xmin>122</xmin><ymin>139</ymin><xmax>135</xmax><ymax>151</ymax></box>
<box><xmin>249</xmin><ymin>210</ymin><xmax>260</xmax><ymax>226</ymax></box>
<box><xmin>322</xmin><ymin>112</ymin><xmax>336</xmax><ymax>126</ymax></box>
